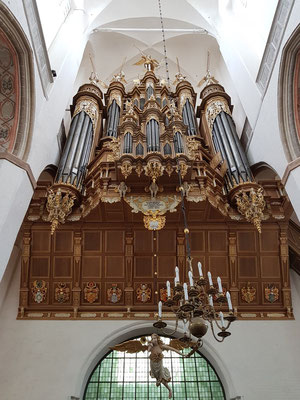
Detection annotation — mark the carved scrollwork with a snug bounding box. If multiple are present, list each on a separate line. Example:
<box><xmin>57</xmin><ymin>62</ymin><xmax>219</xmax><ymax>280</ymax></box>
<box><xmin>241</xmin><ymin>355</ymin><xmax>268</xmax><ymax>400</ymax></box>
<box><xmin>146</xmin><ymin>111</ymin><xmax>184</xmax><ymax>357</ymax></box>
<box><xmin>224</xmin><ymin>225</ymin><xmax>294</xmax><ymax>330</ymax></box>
<box><xmin>205</xmin><ymin>97</ymin><xmax>231</xmax><ymax>132</ymax></box>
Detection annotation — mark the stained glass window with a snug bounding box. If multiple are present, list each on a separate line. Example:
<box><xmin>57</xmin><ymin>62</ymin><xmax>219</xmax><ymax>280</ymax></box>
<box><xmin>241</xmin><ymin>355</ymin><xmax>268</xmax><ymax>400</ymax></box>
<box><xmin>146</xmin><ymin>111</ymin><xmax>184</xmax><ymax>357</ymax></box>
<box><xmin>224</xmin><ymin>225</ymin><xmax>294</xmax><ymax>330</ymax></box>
<box><xmin>84</xmin><ymin>336</ymin><xmax>225</xmax><ymax>400</ymax></box>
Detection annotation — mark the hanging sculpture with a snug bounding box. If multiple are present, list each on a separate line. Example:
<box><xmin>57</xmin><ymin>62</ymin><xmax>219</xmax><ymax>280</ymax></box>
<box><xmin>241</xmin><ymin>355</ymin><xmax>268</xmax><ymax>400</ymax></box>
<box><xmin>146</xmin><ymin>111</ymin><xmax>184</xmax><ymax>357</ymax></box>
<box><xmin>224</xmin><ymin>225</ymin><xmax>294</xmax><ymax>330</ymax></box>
<box><xmin>111</xmin><ymin>334</ymin><xmax>196</xmax><ymax>399</ymax></box>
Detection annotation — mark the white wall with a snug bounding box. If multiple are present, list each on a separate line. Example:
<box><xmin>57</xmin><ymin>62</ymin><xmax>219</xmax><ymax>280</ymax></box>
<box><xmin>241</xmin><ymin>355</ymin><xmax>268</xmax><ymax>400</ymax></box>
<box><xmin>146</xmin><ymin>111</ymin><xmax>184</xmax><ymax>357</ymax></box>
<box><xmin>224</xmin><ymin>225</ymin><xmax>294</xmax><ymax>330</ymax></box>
<box><xmin>0</xmin><ymin>253</ymin><xmax>300</xmax><ymax>400</ymax></box>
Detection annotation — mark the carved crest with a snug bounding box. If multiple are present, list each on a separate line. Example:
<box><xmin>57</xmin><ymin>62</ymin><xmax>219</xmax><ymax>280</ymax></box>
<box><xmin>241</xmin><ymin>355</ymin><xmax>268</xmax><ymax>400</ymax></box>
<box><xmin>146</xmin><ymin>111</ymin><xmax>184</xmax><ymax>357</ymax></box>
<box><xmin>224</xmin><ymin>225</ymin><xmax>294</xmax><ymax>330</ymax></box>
<box><xmin>107</xmin><ymin>284</ymin><xmax>122</xmax><ymax>303</ymax></box>
<box><xmin>241</xmin><ymin>282</ymin><xmax>256</xmax><ymax>303</ymax></box>
<box><xmin>55</xmin><ymin>283</ymin><xmax>70</xmax><ymax>303</ymax></box>
<box><xmin>31</xmin><ymin>280</ymin><xmax>47</xmax><ymax>303</ymax></box>
<box><xmin>265</xmin><ymin>284</ymin><xmax>279</xmax><ymax>303</ymax></box>
<box><xmin>136</xmin><ymin>284</ymin><xmax>151</xmax><ymax>303</ymax></box>
<box><xmin>160</xmin><ymin>287</ymin><xmax>174</xmax><ymax>302</ymax></box>
<box><xmin>84</xmin><ymin>281</ymin><xmax>99</xmax><ymax>303</ymax></box>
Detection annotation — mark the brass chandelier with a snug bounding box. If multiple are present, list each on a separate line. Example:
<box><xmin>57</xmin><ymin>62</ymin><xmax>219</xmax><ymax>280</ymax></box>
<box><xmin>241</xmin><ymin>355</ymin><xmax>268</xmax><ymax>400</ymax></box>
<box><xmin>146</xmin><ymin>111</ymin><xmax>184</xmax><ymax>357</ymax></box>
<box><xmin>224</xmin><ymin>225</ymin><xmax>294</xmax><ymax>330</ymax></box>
<box><xmin>153</xmin><ymin>161</ymin><xmax>236</xmax><ymax>348</ymax></box>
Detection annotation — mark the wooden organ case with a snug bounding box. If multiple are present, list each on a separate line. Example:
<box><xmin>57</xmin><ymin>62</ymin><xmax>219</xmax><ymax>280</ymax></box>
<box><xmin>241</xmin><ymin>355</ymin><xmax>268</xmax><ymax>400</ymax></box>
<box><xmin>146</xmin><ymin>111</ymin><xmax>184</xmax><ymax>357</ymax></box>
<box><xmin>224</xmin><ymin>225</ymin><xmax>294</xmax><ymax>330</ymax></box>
<box><xmin>19</xmin><ymin>61</ymin><xmax>293</xmax><ymax>321</ymax></box>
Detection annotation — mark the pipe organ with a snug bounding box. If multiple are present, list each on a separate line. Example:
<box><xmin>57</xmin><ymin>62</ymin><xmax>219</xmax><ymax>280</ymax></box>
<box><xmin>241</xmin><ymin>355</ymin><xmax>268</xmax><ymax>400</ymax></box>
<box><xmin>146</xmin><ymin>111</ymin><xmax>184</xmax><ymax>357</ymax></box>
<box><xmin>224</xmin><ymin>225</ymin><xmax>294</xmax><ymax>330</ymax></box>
<box><xmin>21</xmin><ymin>56</ymin><xmax>292</xmax><ymax>321</ymax></box>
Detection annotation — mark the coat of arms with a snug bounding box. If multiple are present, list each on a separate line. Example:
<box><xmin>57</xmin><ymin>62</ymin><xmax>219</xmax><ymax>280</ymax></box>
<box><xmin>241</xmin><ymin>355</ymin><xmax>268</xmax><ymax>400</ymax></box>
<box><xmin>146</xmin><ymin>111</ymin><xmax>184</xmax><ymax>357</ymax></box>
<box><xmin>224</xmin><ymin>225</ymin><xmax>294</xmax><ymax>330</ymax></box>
<box><xmin>160</xmin><ymin>287</ymin><xmax>173</xmax><ymax>302</ymax></box>
<box><xmin>265</xmin><ymin>284</ymin><xmax>279</xmax><ymax>303</ymax></box>
<box><xmin>84</xmin><ymin>281</ymin><xmax>99</xmax><ymax>303</ymax></box>
<box><xmin>136</xmin><ymin>283</ymin><xmax>151</xmax><ymax>303</ymax></box>
<box><xmin>107</xmin><ymin>284</ymin><xmax>122</xmax><ymax>303</ymax></box>
<box><xmin>241</xmin><ymin>282</ymin><xmax>256</xmax><ymax>303</ymax></box>
<box><xmin>31</xmin><ymin>280</ymin><xmax>47</xmax><ymax>303</ymax></box>
<box><xmin>55</xmin><ymin>282</ymin><xmax>70</xmax><ymax>303</ymax></box>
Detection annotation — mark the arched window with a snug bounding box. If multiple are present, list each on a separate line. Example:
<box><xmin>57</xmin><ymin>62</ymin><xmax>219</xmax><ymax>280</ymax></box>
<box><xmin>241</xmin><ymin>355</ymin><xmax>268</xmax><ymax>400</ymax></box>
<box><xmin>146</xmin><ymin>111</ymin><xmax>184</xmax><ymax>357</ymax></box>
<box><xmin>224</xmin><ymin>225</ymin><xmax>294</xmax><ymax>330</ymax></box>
<box><xmin>133</xmin><ymin>98</ymin><xmax>139</xmax><ymax>108</ymax></box>
<box><xmin>0</xmin><ymin>2</ymin><xmax>34</xmax><ymax>160</ymax></box>
<box><xmin>182</xmin><ymin>99</ymin><xmax>197</xmax><ymax>136</ymax></box>
<box><xmin>136</xmin><ymin>143</ymin><xmax>144</xmax><ymax>156</ymax></box>
<box><xmin>106</xmin><ymin>99</ymin><xmax>120</xmax><ymax>137</ymax></box>
<box><xmin>146</xmin><ymin>119</ymin><xmax>160</xmax><ymax>152</ymax></box>
<box><xmin>162</xmin><ymin>98</ymin><xmax>167</xmax><ymax>108</ymax></box>
<box><xmin>164</xmin><ymin>143</ymin><xmax>172</xmax><ymax>155</ymax></box>
<box><xmin>279</xmin><ymin>25</ymin><xmax>300</xmax><ymax>161</ymax></box>
<box><xmin>174</xmin><ymin>131</ymin><xmax>184</xmax><ymax>153</ymax></box>
<box><xmin>84</xmin><ymin>335</ymin><xmax>225</xmax><ymax>400</ymax></box>
<box><xmin>123</xmin><ymin>132</ymin><xmax>133</xmax><ymax>153</ymax></box>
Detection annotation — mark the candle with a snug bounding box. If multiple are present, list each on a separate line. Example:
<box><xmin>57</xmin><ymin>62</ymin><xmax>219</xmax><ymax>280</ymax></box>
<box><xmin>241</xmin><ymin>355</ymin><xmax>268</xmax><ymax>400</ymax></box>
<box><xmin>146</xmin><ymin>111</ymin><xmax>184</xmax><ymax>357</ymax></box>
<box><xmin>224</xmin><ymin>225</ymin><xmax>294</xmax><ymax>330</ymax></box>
<box><xmin>207</xmin><ymin>271</ymin><xmax>213</xmax><ymax>286</ymax></box>
<box><xmin>183</xmin><ymin>283</ymin><xmax>189</xmax><ymax>301</ymax></box>
<box><xmin>174</xmin><ymin>277</ymin><xmax>178</xmax><ymax>287</ymax></box>
<box><xmin>219</xmin><ymin>311</ymin><xmax>225</xmax><ymax>328</ymax></box>
<box><xmin>188</xmin><ymin>271</ymin><xmax>194</xmax><ymax>287</ymax></box>
<box><xmin>175</xmin><ymin>266</ymin><xmax>180</xmax><ymax>282</ymax></box>
<box><xmin>198</xmin><ymin>262</ymin><xmax>203</xmax><ymax>277</ymax></box>
<box><xmin>158</xmin><ymin>301</ymin><xmax>162</xmax><ymax>318</ymax></box>
<box><xmin>217</xmin><ymin>277</ymin><xmax>223</xmax><ymax>293</ymax></box>
<box><xmin>166</xmin><ymin>281</ymin><xmax>171</xmax><ymax>297</ymax></box>
<box><xmin>226</xmin><ymin>291</ymin><xmax>233</xmax><ymax>311</ymax></box>
<box><xmin>208</xmin><ymin>295</ymin><xmax>213</xmax><ymax>307</ymax></box>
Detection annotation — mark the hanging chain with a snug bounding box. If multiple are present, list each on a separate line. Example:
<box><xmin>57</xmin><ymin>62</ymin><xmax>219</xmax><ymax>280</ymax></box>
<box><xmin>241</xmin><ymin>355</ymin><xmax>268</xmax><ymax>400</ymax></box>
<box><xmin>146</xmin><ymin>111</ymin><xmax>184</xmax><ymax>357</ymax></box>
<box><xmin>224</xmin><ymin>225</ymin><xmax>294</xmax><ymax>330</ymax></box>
<box><xmin>158</xmin><ymin>0</ymin><xmax>192</xmax><ymax>269</ymax></box>
<box><xmin>157</xmin><ymin>0</ymin><xmax>171</xmax><ymax>92</ymax></box>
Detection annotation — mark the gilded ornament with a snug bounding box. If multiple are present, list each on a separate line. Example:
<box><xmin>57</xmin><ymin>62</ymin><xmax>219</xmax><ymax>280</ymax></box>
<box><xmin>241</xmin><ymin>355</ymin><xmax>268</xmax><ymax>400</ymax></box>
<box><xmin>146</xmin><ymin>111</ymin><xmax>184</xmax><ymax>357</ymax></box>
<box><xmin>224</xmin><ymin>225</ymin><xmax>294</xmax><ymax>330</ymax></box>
<box><xmin>265</xmin><ymin>284</ymin><xmax>279</xmax><ymax>303</ymax></box>
<box><xmin>73</xmin><ymin>98</ymin><xmax>99</xmax><ymax>130</ymax></box>
<box><xmin>84</xmin><ymin>281</ymin><xmax>99</xmax><ymax>303</ymax></box>
<box><xmin>205</xmin><ymin>98</ymin><xmax>231</xmax><ymax>132</ymax></box>
<box><xmin>120</xmin><ymin>161</ymin><xmax>133</xmax><ymax>179</ymax></box>
<box><xmin>55</xmin><ymin>283</ymin><xmax>70</xmax><ymax>303</ymax></box>
<box><xmin>46</xmin><ymin>188</ymin><xmax>76</xmax><ymax>235</ymax></box>
<box><xmin>186</xmin><ymin>137</ymin><xmax>199</xmax><ymax>160</ymax></box>
<box><xmin>107</xmin><ymin>284</ymin><xmax>122</xmax><ymax>303</ymax></box>
<box><xmin>235</xmin><ymin>187</ymin><xmax>265</xmax><ymax>233</ymax></box>
<box><xmin>136</xmin><ymin>283</ymin><xmax>152</xmax><ymax>303</ymax></box>
<box><xmin>143</xmin><ymin>212</ymin><xmax>166</xmax><ymax>230</ymax></box>
<box><xmin>31</xmin><ymin>280</ymin><xmax>47</xmax><ymax>303</ymax></box>
<box><xmin>144</xmin><ymin>161</ymin><xmax>164</xmax><ymax>182</ymax></box>
<box><xmin>176</xmin><ymin>162</ymin><xmax>189</xmax><ymax>179</ymax></box>
<box><xmin>135</xmin><ymin>163</ymin><xmax>143</xmax><ymax>177</ymax></box>
<box><xmin>241</xmin><ymin>282</ymin><xmax>256</xmax><ymax>303</ymax></box>
<box><xmin>165</xmin><ymin>163</ymin><xmax>173</xmax><ymax>177</ymax></box>
<box><xmin>107</xmin><ymin>137</ymin><xmax>121</xmax><ymax>160</ymax></box>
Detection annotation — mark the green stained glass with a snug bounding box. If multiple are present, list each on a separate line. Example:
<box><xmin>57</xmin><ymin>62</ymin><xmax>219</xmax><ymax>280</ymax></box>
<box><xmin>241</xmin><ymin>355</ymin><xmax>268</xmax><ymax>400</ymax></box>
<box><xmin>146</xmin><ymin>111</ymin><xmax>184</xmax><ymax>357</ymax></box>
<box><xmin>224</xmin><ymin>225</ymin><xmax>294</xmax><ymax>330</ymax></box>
<box><xmin>84</xmin><ymin>335</ymin><xmax>225</xmax><ymax>399</ymax></box>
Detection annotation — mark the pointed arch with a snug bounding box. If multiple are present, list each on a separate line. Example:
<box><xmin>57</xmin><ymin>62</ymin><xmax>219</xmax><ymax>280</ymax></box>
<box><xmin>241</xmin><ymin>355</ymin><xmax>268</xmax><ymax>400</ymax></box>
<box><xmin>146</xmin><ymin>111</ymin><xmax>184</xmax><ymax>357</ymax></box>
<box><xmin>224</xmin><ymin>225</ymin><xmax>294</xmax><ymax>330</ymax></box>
<box><xmin>0</xmin><ymin>2</ymin><xmax>35</xmax><ymax>160</ymax></box>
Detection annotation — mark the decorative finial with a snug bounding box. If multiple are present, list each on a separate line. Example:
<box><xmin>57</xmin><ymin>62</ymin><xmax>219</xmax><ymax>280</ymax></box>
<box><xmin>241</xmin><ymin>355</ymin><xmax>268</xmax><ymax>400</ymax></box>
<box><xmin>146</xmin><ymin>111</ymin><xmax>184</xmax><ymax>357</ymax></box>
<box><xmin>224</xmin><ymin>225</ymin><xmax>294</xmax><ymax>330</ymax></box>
<box><xmin>197</xmin><ymin>51</ymin><xmax>219</xmax><ymax>88</ymax></box>
<box><xmin>88</xmin><ymin>53</ymin><xmax>108</xmax><ymax>88</ymax></box>
<box><xmin>173</xmin><ymin>57</ymin><xmax>186</xmax><ymax>85</ymax></box>
<box><xmin>133</xmin><ymin>45</ymin><xmax>160</xmax><ymax>71</ymax></box>
<box><xmin>111</xmin><ymin>57</ymin><xmax>127</xmax><ymax>84</ymax></box>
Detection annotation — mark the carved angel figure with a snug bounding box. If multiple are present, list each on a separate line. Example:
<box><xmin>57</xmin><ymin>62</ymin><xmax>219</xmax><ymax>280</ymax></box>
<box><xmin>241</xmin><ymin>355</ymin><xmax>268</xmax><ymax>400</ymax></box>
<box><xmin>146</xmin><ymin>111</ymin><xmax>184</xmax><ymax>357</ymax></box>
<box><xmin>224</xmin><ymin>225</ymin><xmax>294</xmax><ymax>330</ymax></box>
<box><xmin>111</xmin><ymin>334</ymin><xmax>196</xmax><ymax>399</ymax></box>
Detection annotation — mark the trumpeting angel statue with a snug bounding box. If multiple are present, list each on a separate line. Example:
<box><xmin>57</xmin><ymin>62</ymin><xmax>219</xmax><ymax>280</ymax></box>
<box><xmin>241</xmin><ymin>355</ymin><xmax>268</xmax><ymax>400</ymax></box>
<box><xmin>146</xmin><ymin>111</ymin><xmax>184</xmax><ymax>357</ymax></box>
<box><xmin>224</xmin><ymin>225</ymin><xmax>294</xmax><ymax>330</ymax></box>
<box><xmin>111</xmin><ymin>333</ymin><xmax>196</xmax><ymax>399</ymax></box>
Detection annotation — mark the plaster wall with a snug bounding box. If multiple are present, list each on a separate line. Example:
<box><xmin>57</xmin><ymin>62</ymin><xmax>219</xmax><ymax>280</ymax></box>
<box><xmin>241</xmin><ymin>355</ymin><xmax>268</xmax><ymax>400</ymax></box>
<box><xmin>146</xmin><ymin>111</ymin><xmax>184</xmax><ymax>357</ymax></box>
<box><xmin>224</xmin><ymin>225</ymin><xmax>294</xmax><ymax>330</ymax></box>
<box><xmin>247</xmin><ymin>0</ymin><xmax>300</xmax><ymax>218</ymax></box>
<box><xmin>0</xmin><ymin>252</ymin><xmax>300</xmax><ymax>400</ymax></box>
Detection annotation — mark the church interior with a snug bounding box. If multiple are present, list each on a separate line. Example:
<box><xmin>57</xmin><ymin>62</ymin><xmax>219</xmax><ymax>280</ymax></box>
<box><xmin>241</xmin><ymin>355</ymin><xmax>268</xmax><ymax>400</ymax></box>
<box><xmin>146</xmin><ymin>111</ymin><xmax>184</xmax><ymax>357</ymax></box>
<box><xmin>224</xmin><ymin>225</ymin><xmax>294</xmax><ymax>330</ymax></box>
<box><xmin>0</xmin><ymin>1</ymin><xmax>300</xmax><ymax>399</ymax></box>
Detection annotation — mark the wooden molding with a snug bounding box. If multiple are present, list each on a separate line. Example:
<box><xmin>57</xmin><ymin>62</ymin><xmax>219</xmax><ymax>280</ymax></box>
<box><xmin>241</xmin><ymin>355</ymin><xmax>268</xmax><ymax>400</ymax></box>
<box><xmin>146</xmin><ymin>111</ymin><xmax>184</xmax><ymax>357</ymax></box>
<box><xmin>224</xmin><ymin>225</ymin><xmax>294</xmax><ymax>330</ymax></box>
<box><xmin>0</xmin><ymin>152</ymin><xmax>36</xmax><ymax>189</ymax></box>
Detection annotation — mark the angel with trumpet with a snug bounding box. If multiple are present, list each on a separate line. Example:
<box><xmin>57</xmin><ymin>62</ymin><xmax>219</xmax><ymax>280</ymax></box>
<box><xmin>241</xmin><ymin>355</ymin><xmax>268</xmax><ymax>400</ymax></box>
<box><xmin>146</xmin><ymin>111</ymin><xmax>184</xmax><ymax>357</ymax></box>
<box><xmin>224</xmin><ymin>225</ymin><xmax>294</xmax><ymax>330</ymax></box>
<box><xmin>111</xmin><ymin>333</ymin><xmax>197</xmax><ymax>399</ymax></box>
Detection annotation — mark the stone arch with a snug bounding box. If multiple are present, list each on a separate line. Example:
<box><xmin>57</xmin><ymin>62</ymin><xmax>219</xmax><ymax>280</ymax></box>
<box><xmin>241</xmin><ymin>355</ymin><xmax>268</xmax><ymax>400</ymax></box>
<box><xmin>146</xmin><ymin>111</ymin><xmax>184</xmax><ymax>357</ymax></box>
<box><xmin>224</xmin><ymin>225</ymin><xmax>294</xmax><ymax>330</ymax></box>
<box><xmin>278</xmin><ymin>24</ymin><xmax>300</xmax><ymax>162</ymax></box>
<box><xmin>0</xmin><ymin>2</ymin><xmax>34</xmax><ymax>161</ymax></box>
<box><xmin>76</xmin><ymin>321</ymin><xmax>237</xmax><ymax>400</ymax></box>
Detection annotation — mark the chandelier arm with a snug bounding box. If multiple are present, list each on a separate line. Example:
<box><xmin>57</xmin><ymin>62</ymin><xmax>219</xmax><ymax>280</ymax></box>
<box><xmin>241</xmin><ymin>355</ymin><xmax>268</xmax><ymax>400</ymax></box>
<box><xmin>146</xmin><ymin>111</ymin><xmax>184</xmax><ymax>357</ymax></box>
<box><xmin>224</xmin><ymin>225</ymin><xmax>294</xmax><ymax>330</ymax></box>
<box><xmin>210</xmin><ymin>321</ymin><xmax>225</xmax><ymax>343</ymax></box>
<box><xmin>161</xmin><ymin>317</ymin><xmax>179</xmax><ymax>336</ymax></box>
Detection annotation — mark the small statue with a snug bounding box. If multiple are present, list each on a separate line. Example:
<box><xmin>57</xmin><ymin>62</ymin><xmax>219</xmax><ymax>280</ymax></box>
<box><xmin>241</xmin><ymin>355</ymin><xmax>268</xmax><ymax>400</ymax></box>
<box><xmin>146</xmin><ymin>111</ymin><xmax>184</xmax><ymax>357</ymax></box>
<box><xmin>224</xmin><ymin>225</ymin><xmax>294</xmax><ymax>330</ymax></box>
<box><xmin>111</xmin><ymin>334</ymin><xmax>196</xmax><ymax>399</ymax></box>
<box><xmin>117</xmin><ymin>181</ymin><xmax>129</xmax><ymax>198</ymax></box>
<box><xmin>145</xmin><ymin>181</ymin><xmax>163</xmax><ymax>199</ymax></box>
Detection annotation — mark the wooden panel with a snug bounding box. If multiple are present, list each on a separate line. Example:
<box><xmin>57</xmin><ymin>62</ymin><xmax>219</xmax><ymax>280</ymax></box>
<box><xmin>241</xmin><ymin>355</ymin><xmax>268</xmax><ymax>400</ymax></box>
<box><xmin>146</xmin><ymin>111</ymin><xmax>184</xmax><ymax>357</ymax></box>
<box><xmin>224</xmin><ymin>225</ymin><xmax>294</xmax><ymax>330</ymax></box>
<box><xmin>105</xmin><ymin>231</ymin><xmax>124</xmax><ymax>253</ymax></box>
<box><xmin>134</xmin><ymin>230</ymin><xmax>153</xmax><ymax>253</ymax></box>
<box><xmin>208</xmin><ymin>256</ymin><xmax>228</xmax><ymax>278</ymax></box>
<box><xmin>260</xmin><ymin>231</ymin><xmax>279</xmax><ymax>252</ymax></box>
<box><xmin>238</xmin><ymin>257</ymin><xmax>257</xmax><ymax>277</ymax></box>
<box><xmin>82</xmin><ymin>256</ymin><xmax>101</xmax><ymax>278</ymax></box>
<box><xmin>31</xmin><ymin>257</ymin><xmax>49</xmax><ymax>277</ymax></box>
<box><xmin>54</xmin><ymin>231</ymin><xmax>73</xmax><ymax>252</ymax></box>
<box><xmin>157</xmin><ymin>230</ymin><xmax>176</xmax><ymax>253</ymax></box>
<box><xmin>191</xmin><ymin>232</ymin><xmax>205</xmax><ymax>252</ymax></box>
<box><xmin>31</xmin><ymin>231</ymin><xmax>50</xmax><ymax>252</ymax></box>
<box><xmin>208</xmin><ymin>231</ymin><xmax>227</xmax><ymax>252</ymax></box>
<box><xmin>237</xmin><ymin>231</ymin><xmax>256</xmax><ymax>252</ymax></box>
<box><xmin>53</xmin><ymin>257</ymin><xmax>72</xmax><ymax>277</ymax></box>
<box><xmin>261</xmin><ymin>256</ymin><xmax>281</xmax><ymax>278</ymax></box>
<box><xmin>157</xmin><ymin>256</ymin><xmax>177</xmax><ymax>278</ymax></box>
<box><xmin>83</xmin><ymin>231</ymin><xmax>102</xmax><ymax>252</ymax></box>
<box><xmin>105</xmin><ymin>256</ymin><xmax>124</xmax><ymax>278</ymax></box>
<box><xmin>134</xmin><ymin>256</ymin><xmax>153</xmax><ymax>278</ymax></box>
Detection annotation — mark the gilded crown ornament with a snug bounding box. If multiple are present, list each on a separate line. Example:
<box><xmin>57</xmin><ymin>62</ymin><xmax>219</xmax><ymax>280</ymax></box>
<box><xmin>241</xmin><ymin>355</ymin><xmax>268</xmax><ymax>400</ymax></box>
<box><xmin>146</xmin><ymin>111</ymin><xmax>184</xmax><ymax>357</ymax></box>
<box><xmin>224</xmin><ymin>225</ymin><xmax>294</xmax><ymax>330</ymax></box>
<box><xmin>235</xmin><ymin>186</ymin><xmax>265</xmax><ymax>233</ymax></box>
<box><xmin>46</xmin><ymin>188</ymin><xmax>76</xmax><ymax>235</ymax></box>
